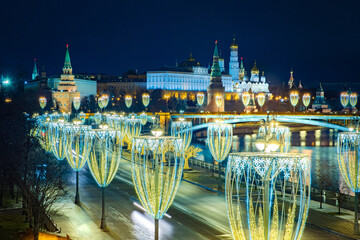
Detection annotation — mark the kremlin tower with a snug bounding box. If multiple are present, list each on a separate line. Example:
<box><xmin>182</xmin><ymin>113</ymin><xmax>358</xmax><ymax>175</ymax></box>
<box><xmin>207</xmin><ymin>41</ymin><xmax>225</xmax><ymax>112</ymax></box>
<box><xmin>32</xmin><ymin>58</ymin><xmax>39</xmax><ymax>80</ymax></box>
<box><xmin>288</xmin><ymin>69</ymin><xmax>294</xmax><ymax>89</ymax></box>
<box><xmin>229</xmin><ymin>37</ymin><xmax>240</xmax><ymax>83</ymax></box>
<box><xmin>52</xmin><ymin>44</ymin><xmax>80</xmax><ymax>113</ymax></box>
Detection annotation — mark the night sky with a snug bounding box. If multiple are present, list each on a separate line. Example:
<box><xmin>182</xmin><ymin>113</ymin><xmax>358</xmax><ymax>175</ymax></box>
<box><xmin>1</xmin><ymin>0</ymin><xmax>359</xmax><ymax>87</ymax></box>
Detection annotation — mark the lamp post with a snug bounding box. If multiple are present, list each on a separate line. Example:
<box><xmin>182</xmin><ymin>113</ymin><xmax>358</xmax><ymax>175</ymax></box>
<box><xmin>290</xmin><ymin>91</ymin><xmax>299</xmax><ymax>112</ymax></box>
<box><xmin>197</xmin><ymin>92</ymin><xmax>205</xmax><ymax>107</ymax></box>
<box><xmin>86</xmin><ymin>128</ymin><xmax>124</xmax><ymax>229</ymax></box>
<box><xmin>171</xmin><ymin>119</ymin><xmax>193</xmax><ymax>170</ymax></box>
<box><xmin>242</xmin><ymin>92</ymin><xmax>250</xmax><ymax>112</ymax></box>
<box><xmin>256</xmin><ymin>93</ymin><xmax>266</xmax><ymax>112</ymax></box>
<box><xmin>337</xmin><ymin>132</ymin><xmax>360</xmax><ymax>234</ymax></box>
<box><xmin>132</xmin><ymin>135</ymin><xmax>184</xmax><ymax>240</ymax></box>
<box><xmin>302</xmin><ymin>93</ymin><xmax>311</xmax><ymax>112</ymax></box>
<box><xmin>65</xmin><ymin>124</ymin><xmax>92</xmax><ymax>204</ymax></box>
<box><xmin>226</xmin><ymin>152</ymin><xmax>311</xmax><ymax>240</ymax></box>
<box><xmin>207</xmin><ymin>120</ymin><xmax>233</xmax><ymax>178</ymax></box>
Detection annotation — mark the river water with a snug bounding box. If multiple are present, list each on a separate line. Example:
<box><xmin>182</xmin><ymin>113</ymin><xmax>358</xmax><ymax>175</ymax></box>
<box><xmin>194</xmin><ymin>128</ymin><xmax>343</xmax><ymax>190</ymax></box>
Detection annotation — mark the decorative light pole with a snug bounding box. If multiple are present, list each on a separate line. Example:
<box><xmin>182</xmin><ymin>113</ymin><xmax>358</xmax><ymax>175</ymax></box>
<box><xmin>65</xmin><ymin>124</ymin><xmax>92</xmax><ymax>204</ymax></box>
<box><xmin>256</xmin><ymin>93</ymin><xmax>266</xmax><ymax>112</ymax></box>
<box><xmin>102</xmin><ymin>94</ymin><xmax>109</xmax><ymax>110</ymax></box>
<box><xmin>132</xmin><ymin>135</ymin><xmax>184</xmax><ymax>240</ymax></box>
<box><xmin>171</xmin><ymin>119</ymin><xmax>193</xmax><ymax>170</ymax></box>
<box><xmin>350</xmin><ymin>93</ymin><xmax>358</xmax><ymax>112</ymax></box>
<box><xmin>126</xmin><ymin>116</ymin><xmax>142</xmax><ymax>149</ymax></box>
<box><xmin>197</xmin><ymin>92</ymin><xmax>205</xmax><ymax>106</ymax></box>
<box><xmin>125</xmin><ymin>95</ymin><xmax>132</xmax><ymax>109</ymax></box>
<box><xmin>226</xmin><ymin>152</ymin><xmax>311</xmax><ymax>240</ymax></box>
<box><xmin>341</xmin><ymin>91</ymin><xmax>350</xmax><ymax>111</ymax></box>
<box><xmin>207</xmin><ymin>120</ymin><xmax>233</xmax><ymax>177</ymax></box>
<box><xmin>140</xmin><ymin>112</ymin><xmax>148</xmax><ymax>125</ymax></box>
<box><xmin>242</xmin><ymin>92</ymin><xmax>250</xmax><ymax>111</ymax></box>
<box><xmin>39</xmin><ymin>97</ymin><xmax>47</xmax><ymax>110</ymax></box>
<box><xmin>290</xmin><ymin>91</ymin><xmax>299</xmax><ymax>112</ymax></box>
<box><xmin>142</xmin><ymin>93</ymin><xmax>150</xmax><ymax>109</ymax></box>
<box><xmin>73</xmin><ymin>96</ymin><xmax>81</xmax><ymax>112</ymax></box>
<box><xmin>215</xmin><ymin>94</ymin><xmax>223</xmax><ymax>112</ymax></box>
<box><xmin>50</xmin><ymin>119</ymin><xmax>69</xmax><ymax>161</ymax></box>
<box><xmin>338</xmin><ymin>132</ymin><xmax>360</xmax><ymax>234</ymax></box>
<box><xmin>86</xmin><ymin>128</ymin><xmax>124</xmax><ymax>229</ymax></box>
<box><xmin>302</xmin><ymin>93</ymin><xmax>311</xmax><ymax>111</ymax></box>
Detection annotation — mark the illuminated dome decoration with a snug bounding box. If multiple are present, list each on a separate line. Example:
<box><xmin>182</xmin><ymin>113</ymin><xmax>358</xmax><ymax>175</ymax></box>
<box><xmin>340</xmin><ymin>91</ymin><xmax>350</xmax><ymax>108</ymax></box>
<box><xmin>242</xmin><ymin>92</ymin><xmax>250</xmax><ymax>107</ymax></box>
<box><xmin>86</xmin><ymin>129</ymin><xmax>124</xmax><ymax>229</ymax></box>
<box><xmin>350</xmin><ymin>93</ymin><xmax>358</xmax><ymax>108</ymax></box>
<box><xmin>50</xmin><ymin>122</ymin><xmax>69</xmax><ymax>161</ymax></box>
<box><xmin>230</xmin><ymin>37</ymin><xmax>238</xmax><ymax>49</ymax></box>
<box><xmin>73</xmin><ymin>96</ymin><xmax>81</xmax><ymax>111</ymax></box>
<box><xmin>98</xmin><ymin>96</ymin><xmax>104</xmax><ymax>109</ymax></box>
<box><xmin>125</xmin><ymin>95</ymin><xmax>132</xmax><ymax>108</ymax></box>
<box><xmin>171</xmin><ymin>120</ymin><xmax>193</xmax><ymax>169</ymax></box>
<box><xmin>142</xmin><ymin>93</ymin><xmax>150</xmax><ymax>108</ymax></box>
<box><xmin>179</xmin><ymin>53</ymin><xmax>201</xmax><ymax>67</ymax></box>
<box><xmin>290</xmin><ymin>91</ymin><xmax>299</xmax><ymax>111</ymax></box>
<box><xmin>140</xmin><ymin>112</ymin><xmax>148</xmax><ymax>125</ymax></box>
<box><xmin>215</xmin><ymin>94</ymin><xmax>223</xmax><ymax>108</ymax></box>
<box><xmin>302</xmin><ymin>93</ymin><xmax>311</xmax><ymax>108</ymax></box>
<box><xmin>132</xmin><ymin>136</ymin><xmax>184</xmax><ymax>239</ymax></box>
<box><xmin>257</xmin><ymin>93</ymin><xmax>266</xmax><ymax>109</ymax></box>
<box><xmin>197</xmin><ymin>92</ymin><xmax>205</xmax><ymax>106</ymax></box>
<box><xmin>226</xmin><ymin>152</ymin><xmax>310</xmax><ymax>240</ymax></box>
<box><xmin>65</xmin><ymin>125</ymin><xmax>92</xmax><ymax>204</ymax></box>
<box><xmin>39</xmin><ymin>97</ymin><xmax>47</xmax><ymax>109</ymax></box>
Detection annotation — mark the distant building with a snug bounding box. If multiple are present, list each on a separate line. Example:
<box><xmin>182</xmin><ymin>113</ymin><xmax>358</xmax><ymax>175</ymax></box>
<box><xmin>309</xmin><ymin>83</ymin><xmax>331</xmax><ymax>113</ymax></box>
<box><xmin>52</xmin><ymin>45</ymin><xmax>80</xmax><ymax>113</ymax></box>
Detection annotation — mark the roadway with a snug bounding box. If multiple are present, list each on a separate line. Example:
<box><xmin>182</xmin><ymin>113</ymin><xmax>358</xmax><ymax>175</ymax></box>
<box><xmin>57</xmin><ymin>153</ymin><xmax>352</xmax><ymax>240</ymax></box>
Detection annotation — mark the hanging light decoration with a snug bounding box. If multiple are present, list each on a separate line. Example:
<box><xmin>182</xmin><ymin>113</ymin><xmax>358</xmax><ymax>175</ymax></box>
<box><xmin>102</xmin><ymin>94</ymin><xmax>109</xmax><ymax>109</ymax></box>
<box><xmin>132</xmin><ymin>136</ymin><xmax>184</xmax><ymax>240</ymax></box>
<box><xmin>290</xmin><ymin>91</ymin><xmax>299</xmax><ymax>112</ymax></box>
<box><xmin>142</xmin><ymin>93</ymin><xmax>150</xmax><ymax>108</ymax></box>
<box><xmin>338</xmin><ymin>132</ymin><xmax>360</xmax><ymax>234</ymax></box>
<box><xmin>94</xmin><ymin>112</ymin><xmax>102</xmax><ymax>124</ymax></box>
<box><xmin>140</xmin><ymin>112</ymin><xmax>148</xmax><ymax>125</ymax></box>
<box><xmin>38</xmin><ymin>119</ymin><xmax>52</xmax><ymax>152</ymax></box>
<box><xmin>226</xmin><ymin>152</ymin><xmax>310</xmax><ymax>240</ymax></box>
<box><xmin>171</xmin><ymin>120</ymin><xmax>193</xmax><ymax>169</ymax></box>
<box><xmin>207</xmin><ymin>120</ymin><xmax>233</xmax><ymax>177</ymax></box>
<box><xmin>86</xmin><ymin>129</ymin><xmax>124</xmax><ymax>229</ymax></box>
<box><xmin>39</xmin><ymin>97</ymin><xmax>47</xmax><ymax>109</ymax></box>
<box><xmin>215</xmin><ymin>94</ymin><xmax>223</xmax><ymax>108</ymax></box>
<box><xmin>98</xmin><ymin>96</ymin><xmax>104</xmax><ymax>110</ymax></box>
<box><xmin>50</xmin><ymin>121</ymin><xmax>69</xmax><ymax>161</ymax></box>
<box><xmin>65</xmin><ymin>125</ymin><xmax>92</xmax><ymax>204</ymax></box>
<box><xmin>257</xmin><ymin>117</ymin><xmax>290</xmax><ymax>153</ymax></box>
<box><xmin>126</xmin><ymin>116</ymin><xmax>142</xmax><ymax>147</ymax></box>
<box><xmin>242</xmin><ymin>92</ymin><xmax>250</xmax><ymax>107</ymax></box>
<box><xmin>340</xmin><ymin>91</ymin><xmax>350</xmax><ymax>108</ymax></box>
<box><xmin>302</xmin><ymin>93</ymin><xmax>311</xmax><ymax>110</ymax></box>
<box><xmin>125</xmin><ymin>95</ymin><xmax>132</xmax><ymax>109</ymax></box>
<box><xmin>256</xmin><ymin>93</ymin><xmax>266</xmax><ymax>111</ymax></box>
<box><xmin>197</xmin><ymin>92</ymin><xmax>205</xmax><ymax>106</ymax></box>
<box><xmin>350</xmin><ymin>93</ymin><xmax>358</xmax><ymax>108</ymax></box>
<box><xmin>73</xmin><ymin>96</ymin><xmax>81</xmax><ymax>111</ymax></box>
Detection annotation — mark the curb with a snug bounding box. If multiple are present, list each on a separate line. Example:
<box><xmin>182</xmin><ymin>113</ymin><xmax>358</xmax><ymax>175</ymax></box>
<box><xmin>306</xmin><ymin>222</ymin><xmax>359</xmax><ymax>240</ymax></box>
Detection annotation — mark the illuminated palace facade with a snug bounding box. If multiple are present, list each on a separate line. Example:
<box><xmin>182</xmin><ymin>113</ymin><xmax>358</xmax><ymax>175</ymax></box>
<box><xmin>146</xmin><ymin>38</ymin><xmax>271</xmax><ymax>101</ymax></box>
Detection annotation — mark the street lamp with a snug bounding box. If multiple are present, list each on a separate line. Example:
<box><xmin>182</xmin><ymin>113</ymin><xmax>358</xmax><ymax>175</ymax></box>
<box><xmin>226</xmin><ymin>152</ymin><xmax>311</xmax><ymax>240</ymax></box>
<box><xmin>302</xmin><ymin>93</ymin><xmax>311</xmax><ymax>111</ymax></box>
<box><xmin>338</xmin><ymin>132</ymin><xmax>360</xmax><ymax>234</ymax></box>
<box><xmin>290</xmin><ymin>91</ymin><xmax>299</xmax><ymax>112</ymax></box>
<box><xmin>132</xmin><ymin>135</ymin><xmax>184</xmax><ymax>240</ymax></box>
<box><xmin>256</xmin><ymin>93</ymin><xmax>266</xmax><ymax>112</ymax></box>
<box><xmin>142</xmin><ymin>93</ymin><xmax>150</xmax><ymax>108</ymax></box>
<box><xmin>39</xmin><ymin>97</ymin><xmax>47</xmax><ymax>110</ymax></box>
<box><xmin>207</xmin><ymin>120</ymin><xmax>233</xmax><ymax>177</ymax></box>
<box><xmin>86</xmin><ymin>129</ymin><xmax>124</xmax><ymax>229</ymax></box>
<box><xmin>125</xmin><ymin>95</ymin><xmax>132</xmax><ymax>109</ymax></box>
<box><xmin>171</xmin><ymin>119</ymin><xmax>193</xmax><ymax>170</ymax></box>
<box><xmin>65</xmin><ymin>125</ymin><xmax>92</xmax><ymax>204</ymax></box>
<box><xmin>197</xmin><ymin>92</ymin><xmax>205</xmax><ymax>106</ymax></box>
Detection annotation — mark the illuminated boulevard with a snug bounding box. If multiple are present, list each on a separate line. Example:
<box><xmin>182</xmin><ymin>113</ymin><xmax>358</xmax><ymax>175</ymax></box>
<box><xmin>53</xmin><ymin>151</ymin><xmax>353</xmax><ymax>240</ymax></box>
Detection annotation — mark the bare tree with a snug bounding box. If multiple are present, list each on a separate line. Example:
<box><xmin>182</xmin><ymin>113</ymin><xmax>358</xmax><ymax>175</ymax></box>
<box><xmin>315</xmin><ymin>161</ymin><xmax>333</xmax><ymax>209</ymax></box>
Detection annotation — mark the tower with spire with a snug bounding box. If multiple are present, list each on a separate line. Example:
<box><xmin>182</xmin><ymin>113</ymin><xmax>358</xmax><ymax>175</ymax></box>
<box><xmin>239</xmin><ymin>57</ymin><xmax>245</xmax><ymax>81</ymax></box>
<box><xmin>207</xmin><ymin>41</ymin><xmax>225</xmax><ymax>112</ymax></box>
<box><xmin>52</xmin><ymin>44</ymin><xmax>80</xmax><ymax>113</ymax></box>
<box><xmin>250</xmin><ymin>61</ymin><xmax>260</xmax><ymax>82</ymax></box>
<box><xmin>32</xmin><ymin>58</ymin><xmax>39</xmax><ymax>80</ymax></box>
<box><xmin>219</xmin><ymin>50</ymin><xmax>225</xmax><ymax>73</ymax></box>
<box><xmin>288</xmin><ymin>69</ymin><xmax>294</xmax><ymax>89</ymax></box>
<box><xmin>229</xmin><ymin>36</ymin><xmax>240</xmax><ymax>83</ymax></box>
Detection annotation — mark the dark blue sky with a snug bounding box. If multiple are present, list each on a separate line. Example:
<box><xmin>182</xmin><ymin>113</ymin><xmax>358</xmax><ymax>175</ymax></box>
<box><xmin>0</xmin><ymin>0</ymin><xmax>359</xmax><ymax>87</ymax></box>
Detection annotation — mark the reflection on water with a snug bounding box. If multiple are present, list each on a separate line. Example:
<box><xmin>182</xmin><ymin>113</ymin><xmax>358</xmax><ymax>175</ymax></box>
<box><xmin>194</xmin><ymin>128</ymin><xmax>341</xmax><ymax>189</ymax></box>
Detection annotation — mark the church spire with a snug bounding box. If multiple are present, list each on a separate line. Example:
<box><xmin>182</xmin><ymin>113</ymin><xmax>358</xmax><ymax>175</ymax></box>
<box><xmin>288</xmin><ymin>69</ymin><xmax>294</xmax><ymax>89</ymax></box>
<box><xmin>32</xmin><ymin>58</ymin><xmax>38</xmax><ymax>80</ymax></box>
<box><xmin>210</xmin><ymin>40</ymin><xmax>221</xmax><ymax>77</ymax></box>
<box><xmin>63</xmin><ymin>44</ymin><xmax>72</xmax><ymax>74</ymax></box>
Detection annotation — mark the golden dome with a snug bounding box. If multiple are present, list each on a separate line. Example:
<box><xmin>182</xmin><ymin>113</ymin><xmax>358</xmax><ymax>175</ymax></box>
<box><xmin>230</xmin><ymin>37</ymin><xmax>238</xmax><ymax>49</ymax></box>
<box><xmin>251</xmin><ymin>61</ymin><xmax>259</xmax><ymax>74</ymax></box>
